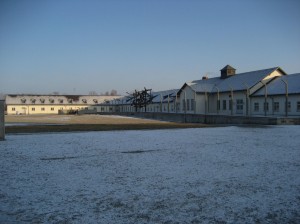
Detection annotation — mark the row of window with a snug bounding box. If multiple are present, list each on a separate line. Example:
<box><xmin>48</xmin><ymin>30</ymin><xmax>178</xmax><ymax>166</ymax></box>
<box><xmin>182</xmin><ymin>99</ymin><xmax>195</xmax><ymax>111</ymax></box>
<box><xmin>253</xmin><ymin>101</ymin><xmax>300</xmax><ymax>112</ymax></box>
<box><xmin>20</xmin><ymin>98</ymin><xmax>97</xmax><ymax>104</ymax></box>
<box><xmin>12</xmin><ymin>107</ymin><xmax>56</xmax><ymax>111</ymax></box>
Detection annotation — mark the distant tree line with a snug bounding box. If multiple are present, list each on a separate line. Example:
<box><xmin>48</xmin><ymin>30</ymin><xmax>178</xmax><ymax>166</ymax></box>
<box><xmin>89</xmin><ymin>89</ymin><xmax>118</xmax><ymax>96</ymax></box>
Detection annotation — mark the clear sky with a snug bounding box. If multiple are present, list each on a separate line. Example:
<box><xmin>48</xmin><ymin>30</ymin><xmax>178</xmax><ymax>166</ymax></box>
<box><xmin>0</xmin><ymin>0</ymin><xmax>299</xmax><ymax>95</ymax></box>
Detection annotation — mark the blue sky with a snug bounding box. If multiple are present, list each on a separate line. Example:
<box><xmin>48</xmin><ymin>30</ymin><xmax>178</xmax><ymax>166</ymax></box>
<box><xmin>0</xmin><ymin>0</ymin><xmax>299</xmax><ymax>95</ymax></box>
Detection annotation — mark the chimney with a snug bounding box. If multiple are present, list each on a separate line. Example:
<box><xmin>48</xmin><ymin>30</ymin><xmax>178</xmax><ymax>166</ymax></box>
<box><xmin>220</xmin><ymin>65</ymin><xmax>236</xmax><ymax>79</ymax></box>
<box><xmin>202</xmin><ymin>76</ymin><xmax>208</xmax><ymax>80</ymax></box>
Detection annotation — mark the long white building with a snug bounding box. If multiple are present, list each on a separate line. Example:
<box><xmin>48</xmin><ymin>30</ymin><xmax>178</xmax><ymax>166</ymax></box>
<box><xmin>5</xmin><ymin>94</ymin><xmax>122</xmax><ymax>115</ymax></box>
<box><xmin>96</xmin><ymin>65</ymin><xmax>300</xmax><ymax>117</ymax></box>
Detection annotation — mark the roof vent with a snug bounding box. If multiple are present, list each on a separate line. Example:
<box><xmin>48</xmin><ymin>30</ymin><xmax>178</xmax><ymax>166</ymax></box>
<box><xmin>220</xmin><ymin>65</ymin><xmax>236</xmax><ymax>79</ymax></box>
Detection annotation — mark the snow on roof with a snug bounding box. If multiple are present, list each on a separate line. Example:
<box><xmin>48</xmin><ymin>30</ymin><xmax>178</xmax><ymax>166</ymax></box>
<box><xmin>151</xmin><ymin>89</ymin><xmax>179</xmax><ymax>103</ymax></box>
<box><xmin>188</xmin><ymin>77</ymin><xmax>222</xmax><ymax>93</ymax></box>
<box><xmin>253</xmin><ymin>73</ymin><xmax>300</xmax><ymax>96</ymax></box>
<box><xmin>185</xmin><ymin>67</ymin><xmax>281</xmax><ymax>93</ymax></box>
<box><xmin>214</xmin><ymin>67</ymin><xmax>280</xmax><ymax>92</ymax></box>
<box><xmin>6</xmin><ymin>94</ymin><xmax>120</xmax><ymax>105</ymax></box>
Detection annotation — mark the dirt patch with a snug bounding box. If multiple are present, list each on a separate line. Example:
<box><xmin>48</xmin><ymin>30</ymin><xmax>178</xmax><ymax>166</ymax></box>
<box><xmin>5</xmin><ymin>115</ymin><xmax>210</xmax><ymax>133</ymax></box>
<box><xmin>5</xmin><ymin>114</ymin><xmax>172</xmax><ymax>125</ymax></box>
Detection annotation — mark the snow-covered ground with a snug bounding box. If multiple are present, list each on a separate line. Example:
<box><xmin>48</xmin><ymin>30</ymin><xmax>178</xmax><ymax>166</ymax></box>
<box><xmin>1</xmin><ymin>126</ymin><xmax>300</xmax><ymax>223</ymax></box>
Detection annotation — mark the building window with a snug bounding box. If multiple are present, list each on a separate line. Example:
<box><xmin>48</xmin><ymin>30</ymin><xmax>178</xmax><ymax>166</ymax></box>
<box><xmin>68</xmin><ymin>99</ymin><xmax>73</xmax><ymax>103</ymax></box>
<box><xmin>31</xmin><ymin>108</ymin><xmax>35</xmax><ymax>111</ymax></box>
<box><xmin>273</xmin><ymin>102</ymin><xmax>279</xmax><ymax>112</ymax></box>
<box><xmin>191</xmin><ymin>99</ymin><xmax>195</xmax><ymax>111</ymax></box>
<box><xmin>254</xmin><ymin>102</ymin><xmax>259</xmax><ymax>112</ymax></box>
<box><xmin>223</xmin><ymin>100</ymin><xmax>226</xmax><ymax>110</ymax></box>
<box><xmin>297</xmin><ymin>102</ymin><xmax>300</xmax><ymax>112</ymax></box>
<box><xmin>264</xmin><ymin>102</ymin><xmax>269</xmax><ymax>112</ymax></box>
<box><xmin>187</xmin><ymin>99</ymin><xmax>190</xmax><ymax>111</ymax></box>
<box><xmin>41</xmin><ymin>108</ymin><xmax>45</xmax><ymax>111</ymax></box>
<box><xmin>12</xmin><ymin>107</ymin><xmax>16</xmax><ymax>111</ymax></box>
<box><xmin>229</xmin><ymin>100</ymin><xmax>232</xmax><ymax>110</ymax></box>
<box><xmin>286</xmin><ymin>101</ymin><xmax>291</xmax><ymax>112</ymax></box>
<box><xmin>101</xmin><ymin>107</ymin><xmax>105</xmax><ymax>112</ymax></box>
<box><xmin>182</xmin><ymin>99</ymin><xmax>186</xmax><ymax>111</ymax></box>
<box><xmin>236</xmin><ymin>99</ymin><xmax>243</xmax><ymax>111</ymax></box>
<box><xmin>51</xmin><ymin>108</ymin><xmax>54</xmax><ymax>111</ymax></box>
<box><xmin>21</xmin><ymin>98</ymin><xmax>26</xmax><ymax>103</ymax></box>
<box><xmin>82</xmin><ymin>99</ymin><xmax>87</xmax><ymax>103</ymax></box>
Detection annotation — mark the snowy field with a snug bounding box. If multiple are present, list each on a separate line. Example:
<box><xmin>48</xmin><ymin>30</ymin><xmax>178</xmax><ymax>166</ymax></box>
<box><xmin>1</xmin><ymin>126</ymin><xmax>300</xmax><ymax>223</ymax></box>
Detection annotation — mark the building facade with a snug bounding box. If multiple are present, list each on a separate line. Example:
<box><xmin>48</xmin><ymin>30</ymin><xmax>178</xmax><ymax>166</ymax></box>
<box><xmin>96</xmin><ymin>65</ymin><xmax>300</xmax><ymax>118</ymax></box>
<box><xmin>6</xmin><ymin>95</ymin><xmax>122</xmax><ymax>115</ymax></box>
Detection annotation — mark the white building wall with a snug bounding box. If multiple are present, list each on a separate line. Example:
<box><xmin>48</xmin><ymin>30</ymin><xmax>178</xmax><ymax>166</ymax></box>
<box><xmin>178</xmin><ymin>86</ymin><xmax>197</xmax><ymax>114</ymax></box>
<box><xmin>251</xmin><ymin>95</ymin><xmax>300</xmax><ymax>116</ymax></box>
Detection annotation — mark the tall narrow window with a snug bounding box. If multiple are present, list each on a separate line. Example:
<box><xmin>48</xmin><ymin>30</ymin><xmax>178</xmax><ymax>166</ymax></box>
<box><xmin>273</xmin><ymin>102</ymin><xmax>279</xmax><ymax>112</ymax></box>
<box><xmin>254</xmin><ymin>103</ymin><xmax>259</xmax><ymax>112</ymax></box>
<box><xmin>297</xmin><ymin>102</ymin><xmax>300</xmax><ymax>112</ymax></box>
<box><xmin>191</xmin><ymin>99</ymin><xmax>195</xmax><ymax>111</ymax></box>
<box><xmin>223</xmin><ymin>100</ymin><xmax>226</xmax><ymax>110</ymax></box>
<box><xmin>236</xmin><ymin>99</ymin><xmax>243</xmax><ymax>112</ymax></box>
<box><xmin>286</xmin><ymin>101</ymin><xmax>291</xmax><ymax>112</ymax></box>
<box><xmin>264</xmin><ymin>102</ymin><xmax>269</xmax><ymax>112</ymax></box>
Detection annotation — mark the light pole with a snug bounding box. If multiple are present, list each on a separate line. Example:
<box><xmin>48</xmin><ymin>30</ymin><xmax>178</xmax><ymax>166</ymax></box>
<box><xmin>260</xmin><ymin>81</ymin><xmax>268</xmax><ymax>116</ymax></box>
<box><xmin>228</xmin><ymin>85</ymin><xmax>233</xmax><ymax>116</ymax></box>
<box><xmin>243</xmin><ymin>82</ymin><xmax>249</xmax><ymax>116</ymax></box>
<box><xmin>281</xmin><ymin>78</ymin><xmax>288</xmax><ymax>117</ymax></box>
<box><xmin>213</xmin><ymin>85</ymin><xmax>220</xmax><ymax>115</ymax></box>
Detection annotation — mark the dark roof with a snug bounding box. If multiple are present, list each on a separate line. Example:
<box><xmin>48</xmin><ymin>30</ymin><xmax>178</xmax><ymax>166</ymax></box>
<box><xmin>220</xmin><ymin>65</ymin><xmax>236</xmax><ymax>71</ymax></box>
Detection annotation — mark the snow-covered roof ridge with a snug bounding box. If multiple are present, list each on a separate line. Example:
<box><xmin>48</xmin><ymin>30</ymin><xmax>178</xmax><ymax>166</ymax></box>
<box><xmin>253</xmin><ymin>73</ymin><xmax>300</xmax><ymax>96</ymax></box>
<box><xmin>212</xmin><ymin>67</ymin><xmax>283</xmax><ymax>93</ymax></box>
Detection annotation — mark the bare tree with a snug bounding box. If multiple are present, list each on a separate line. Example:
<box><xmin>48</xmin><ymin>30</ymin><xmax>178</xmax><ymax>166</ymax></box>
<box><xmin>110</xmin><ymin>89</ymin><xmax>118</xmax><ymax>96</ymax></box>
<box><xmin>89</xmin><ymin>91</ymin><xmax>98</xmax><ymax>96</ymax></box>
<box><xmin>105</xmin><ymin>91</ymin><xmax>109</xmax><ymax>96</ymax></box>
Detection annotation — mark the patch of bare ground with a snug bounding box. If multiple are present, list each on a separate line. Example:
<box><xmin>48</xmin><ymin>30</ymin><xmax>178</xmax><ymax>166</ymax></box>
<box><xmin>5</xmin><ymin>114</ymin><xmax>209</xmax><ymax>133</ymax></box>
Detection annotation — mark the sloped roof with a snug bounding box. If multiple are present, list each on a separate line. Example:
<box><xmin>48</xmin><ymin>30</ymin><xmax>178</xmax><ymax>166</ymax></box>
<box><xmin>6</xmin><ymin>94</ymin><xmax>119</xmax><ymax>105</ymax></box>
<box><xmin>151</xmin><ymin>89</ymin><xmax>179</xmax><ymax>103</ymax></box>
<box><xmin>221</xmin><ymin>65</ymin><xmax>236</xmax><ymax>71</ymax></box>
<box><xmin>188</xmin><ymin>77</ymin><xmax>222</xmax><ymax>93</ymax></box>
<box><xmin>178</xmin><ymin>67</ymin><xmax>285</xmax><ymax>94</ymax></box>
<box><xmin>252</xmin><ymin>73</ymin><xmax>300</xmax><ymax>96</ymax></box>
<box><xmin>213</xmin><ymin>67</ymin><xmax>281</xmax><ymax>92</ymax></box>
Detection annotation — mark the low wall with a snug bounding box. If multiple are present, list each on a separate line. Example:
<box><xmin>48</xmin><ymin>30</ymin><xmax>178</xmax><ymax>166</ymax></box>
<box><xmin>98</xmin><ymin>112</ymin><xmax>300</xmax><ymax>125</ymax></box>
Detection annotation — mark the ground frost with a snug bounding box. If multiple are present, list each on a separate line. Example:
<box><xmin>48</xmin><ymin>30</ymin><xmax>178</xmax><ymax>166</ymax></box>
<box><xmin>1</xmin><ymin>126</ymin><xmax>300</xmax><ymax>223</ymax></box>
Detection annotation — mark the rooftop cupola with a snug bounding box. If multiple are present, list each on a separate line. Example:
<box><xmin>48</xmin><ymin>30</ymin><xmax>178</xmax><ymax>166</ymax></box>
<box><xmin>220</xmin><ymin>65</ymin><xmax>236</xmax><ymax>79</ymax></box>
